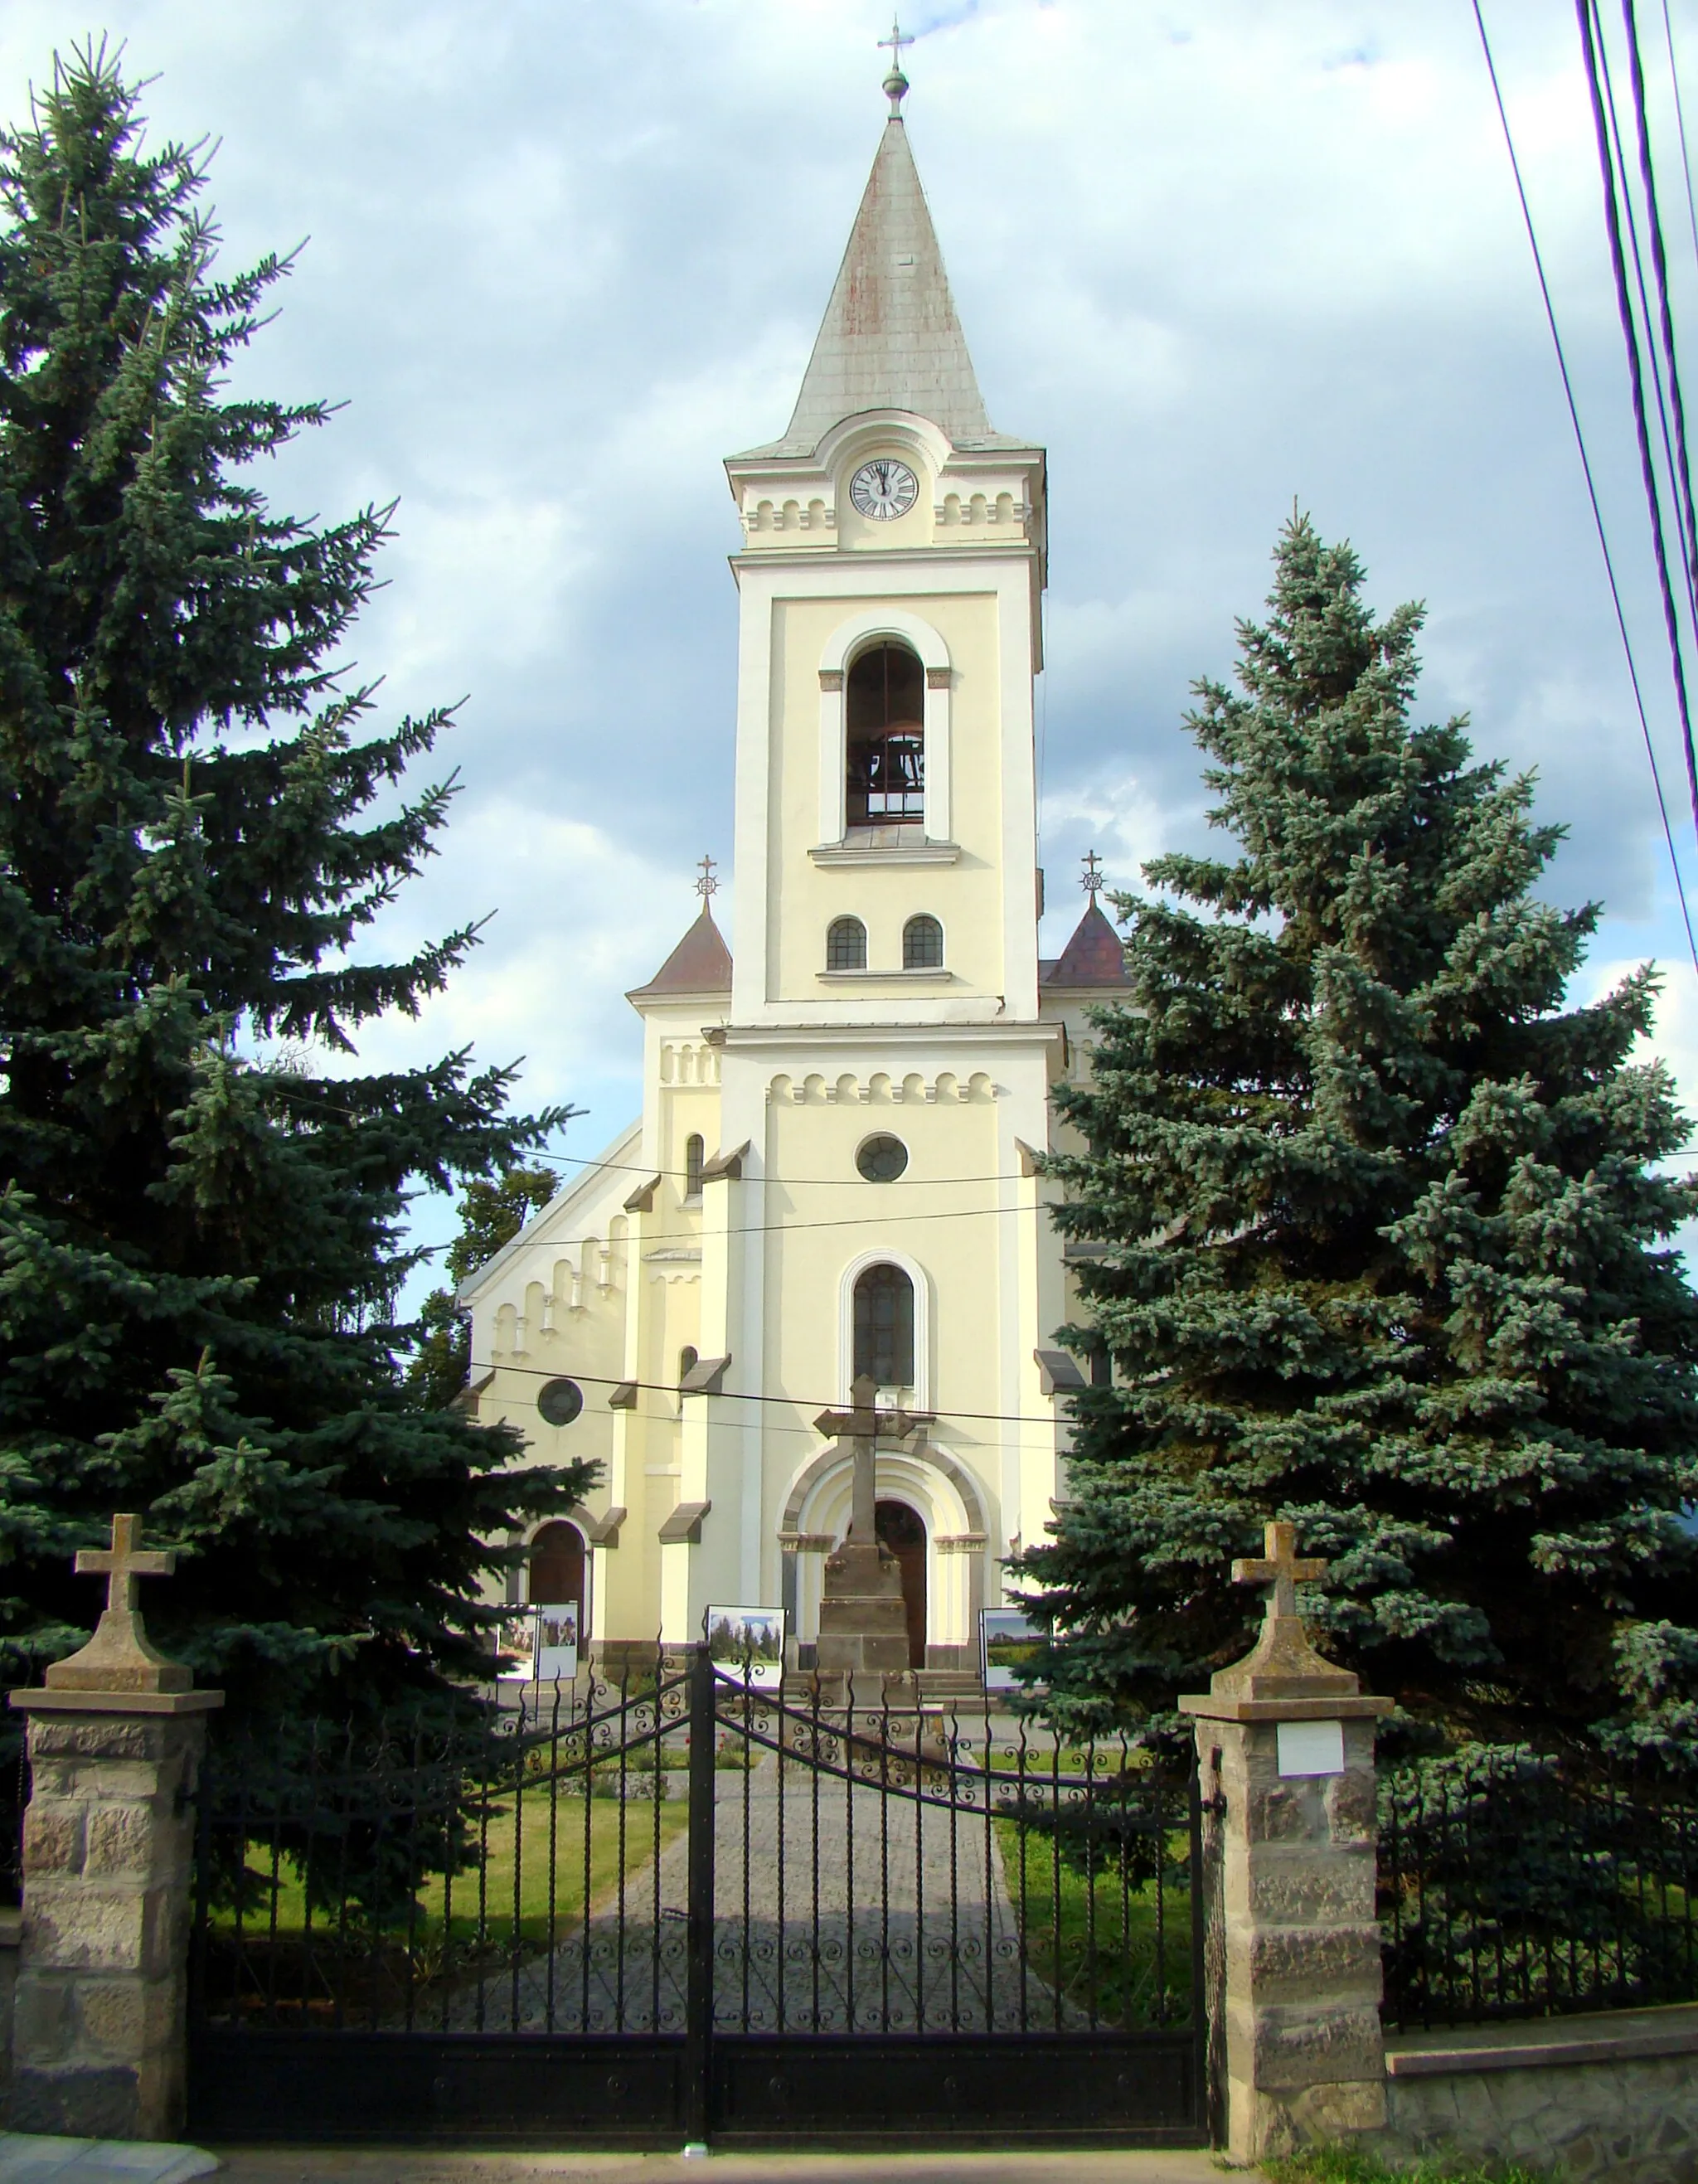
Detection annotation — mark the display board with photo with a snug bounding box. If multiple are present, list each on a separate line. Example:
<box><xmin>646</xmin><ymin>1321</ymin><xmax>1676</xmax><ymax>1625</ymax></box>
<box><xmin>496</xmin><ymin>1610</ymin><xmax>539</xmax><ymax>1682</ymax></box>
<box><xmin>981</xmin><ymin>1607</ymin><xmax>1043</xmax><ymax>1692</ymax></box>
<box><xmin>534</xmin><ymin>1603</ymin><xmax>580</xmax><ymax>1683</ymax></box>
<box><xmin>706</xmin><ymin>1605</ymin><xmax>785</xmax><ymax>1686</ymax></box>
<box><xmin>497</xmin><ymin>1604</ymin><xmax>579</xmax><ymax>1683</ymax></box>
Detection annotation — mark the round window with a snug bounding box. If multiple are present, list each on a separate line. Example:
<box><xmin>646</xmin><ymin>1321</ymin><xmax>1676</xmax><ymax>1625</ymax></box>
<box><xmin>537</xmin><ymin>1377</ymin><xmax>584</xmax><ymax>1428</ymax></box>
<box><xmin>856</xmin><ymin>1134</ymin><xmax>910</xmax><ymax>1182</ymax></box>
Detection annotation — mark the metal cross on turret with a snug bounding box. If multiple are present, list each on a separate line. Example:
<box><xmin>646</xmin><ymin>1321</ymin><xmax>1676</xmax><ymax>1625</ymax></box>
<box><xmin>695</xmin><ymin>853</ymin><xmax>718</xmax><ymax>899</ymax></box>
<box><xmin>1080</xmin><ymin>849</ymin><xmax>1104</xmax><ymax>895</ymax></box>
<box><xmin>879</xmin><ymin>17</ymin><xmax>913</xmax><ymax>111</ymax></box>
<box><xmin>1232</xmin><ymin>1520</ymin><xmax>1327</xmax><ymax>1628</ymax></box>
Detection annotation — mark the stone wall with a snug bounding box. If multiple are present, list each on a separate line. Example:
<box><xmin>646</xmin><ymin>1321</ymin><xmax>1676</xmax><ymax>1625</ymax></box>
<box><xmin>1379</xmin><ymin>2004</ymin><xmax>1698</xmax><ymax>2184</ymax></box>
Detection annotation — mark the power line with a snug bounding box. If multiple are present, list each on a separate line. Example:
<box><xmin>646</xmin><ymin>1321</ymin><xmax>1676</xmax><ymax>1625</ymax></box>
<box><xmin>1579</xmin><ymin>0</ymin><xmax>1698</xmax><ymax>837</ymax></box>
<box><xmin>434</xmin><ymin>1191</ymin><xmax>1069</xmax><ymax>1257</ymax></box>
<box><xmin>536</xmin><ymin>1147</ymin><xmax>1055</xmax><ymax>1191</ymax></box>
<box><xmin>1623</xmin><ymin>0</ymin><xmax>1698</xmax><ymax>631</ymax></box>
<box><xmin>468</xmin><ymin>1356</ymin><xmax>1084</xmax><ymax>1438</ymax></box>
<box><xmin>1664</xmin><ymin>0</ymin><xmax>1698</xmax><ymax>266</ymax></box>
<box><xmin>1469</xmin><ymin>7</ymin><xmax>1698</xmax><ymax>967</ymax></box>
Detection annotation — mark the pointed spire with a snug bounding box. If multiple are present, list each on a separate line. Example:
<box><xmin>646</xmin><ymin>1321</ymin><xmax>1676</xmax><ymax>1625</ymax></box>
<box><xmin>744</xmin><ymin>85</ymin><xmax>1019</xmax><ymax>459</ymax></box>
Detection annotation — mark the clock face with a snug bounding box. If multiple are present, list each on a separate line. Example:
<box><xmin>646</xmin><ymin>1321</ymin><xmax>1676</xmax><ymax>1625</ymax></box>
<box><xmin>849</xmin><ymin>458</ymin><xmax>919</xmax><ymax>522</ymax></box>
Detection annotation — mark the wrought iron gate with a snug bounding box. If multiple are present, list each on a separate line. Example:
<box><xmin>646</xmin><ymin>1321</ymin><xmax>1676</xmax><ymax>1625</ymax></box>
<box><xmin>187</xmin><ymin>1646</ymin><xmax>1206</xmax><ymax>2146</ymax></box>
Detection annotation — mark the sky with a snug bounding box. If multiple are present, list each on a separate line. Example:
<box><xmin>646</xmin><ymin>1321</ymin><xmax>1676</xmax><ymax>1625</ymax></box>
<box><xmin>6</xmin><ymin>0</ymin><xmax>1698</xmax><ymax>1271</ymax></box>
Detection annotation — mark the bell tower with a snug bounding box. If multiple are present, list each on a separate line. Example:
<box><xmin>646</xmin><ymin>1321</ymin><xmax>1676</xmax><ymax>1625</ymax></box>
<box><xmin>721</xmin><ymin>56</ymin><xmax>1047</xmax><ymax>1028</ymax></box>
<box><xmin>458</xmin><ymin>39</ymin><xmax>1112</xmax><ymax>1672</ymax></box>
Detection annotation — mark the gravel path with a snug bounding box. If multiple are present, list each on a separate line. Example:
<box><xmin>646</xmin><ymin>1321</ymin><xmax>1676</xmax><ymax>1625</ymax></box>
<box><xmin>449</xmin><ymin>1751</ymin><xmax>1068</xmax><ymax>2035</ymax></box>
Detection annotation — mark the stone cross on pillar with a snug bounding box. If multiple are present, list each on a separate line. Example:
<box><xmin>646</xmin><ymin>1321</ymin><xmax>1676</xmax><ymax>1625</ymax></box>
<box><xmin>1234</xmin><ymin>1521</ymin><xmax>1325</xmax><ymax>1622</ymax></box>
<box><xmin>10</xmin><ymin>1514</ymin><xmax>223</xmax><ymax>2140</ymax></box>
<box><xmin>808</xmin><ymin>1376</ymin><xmax>932</xmax><ymax>1704</ymax></box>
<box><xmin>813</xmin><ymin>1373</ymin><xmax>931</xmax><ymax>1545</ymax></box>
<box><xmin>45</xmin><ymin>1512</ymin><xmax>188</xmax><ymax>1696</ymax></box>
<box><xmin>1180</xmin><ymin>1520</ymin><xmax>1390</xmax><ymax>2162</ymax></box>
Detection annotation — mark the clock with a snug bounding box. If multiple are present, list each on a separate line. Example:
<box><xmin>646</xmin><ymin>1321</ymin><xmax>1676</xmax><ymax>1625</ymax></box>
<box><xmin>849</xmin><ymin>458</ymin><xmax>919</xmax><ymax>522</ymax></box>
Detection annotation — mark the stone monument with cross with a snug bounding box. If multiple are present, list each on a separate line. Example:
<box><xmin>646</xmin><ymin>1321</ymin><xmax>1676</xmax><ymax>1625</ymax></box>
<box><xmin>1179</xmin><ymin>1521</ymin><xmax>1390</xmax><ymax>2162</ymax></box>
<box><xmin>9</xmin><ymin>1514</ymin><xmax>222</xmax><ymax>2139</ymax></box>
<box><xmin>810</xmin><ymin>1373</ymin><xmax>932</xmax><ymax>1706</ymax></box>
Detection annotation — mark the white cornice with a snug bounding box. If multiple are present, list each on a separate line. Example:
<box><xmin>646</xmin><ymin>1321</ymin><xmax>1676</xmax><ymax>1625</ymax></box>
<box><xmin>729</xmin><ymin>545</ymin><xmax>1036</xmax><ymax>575</ymax></box>
<box><xmin>714</xmin><ymin>1021</ymin><xmax>1062</xmax><ymax>1055</ymax></box>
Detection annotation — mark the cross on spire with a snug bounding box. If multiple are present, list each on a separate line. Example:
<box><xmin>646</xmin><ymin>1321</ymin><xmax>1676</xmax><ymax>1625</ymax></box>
<box><xmin>695</xmin><ymin>854</ymin><xmax>718</xmax><ymax>900</ymax></box>
<box><xmin>879</xmin><ymin>17</ymin><xmax>913</xmax><ymax>111</ymax></box>
<box><xmin>76</xmin><ymin>1512</ymin><xmax>176</xmax><ymax>1619</ymax></box>
<box><xmin>1080</xmin><ymin>850</ymin><xmax>1104</xmax><ymax>895</ymax></box>
<box><xmin>1232</xmin><ymin>1520</ymin><xmax>1327</xmax><ymax>1625</ymax></box>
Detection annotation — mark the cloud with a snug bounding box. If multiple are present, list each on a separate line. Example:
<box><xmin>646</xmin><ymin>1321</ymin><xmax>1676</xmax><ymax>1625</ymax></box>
<box><xmin>4</xmin><ymin>0</ymin><xmax>1697</xmax><ymax>1211</ymax></box>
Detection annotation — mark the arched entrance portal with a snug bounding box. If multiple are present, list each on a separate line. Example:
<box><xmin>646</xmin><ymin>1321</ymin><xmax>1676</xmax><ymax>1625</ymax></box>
<box><xmin>527</xmin><ymin>1521</ymin><xmax>585</xmax><ymax>1619</ymax></box>
<box><xmin>876</xmin><ymin>1500</ymin><xmax>926</xmax><ymax>1669</ymax></box>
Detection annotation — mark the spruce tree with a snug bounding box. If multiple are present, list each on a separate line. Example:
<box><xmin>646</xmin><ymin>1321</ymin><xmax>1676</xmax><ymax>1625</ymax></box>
<box><xmin>1019</xmin><ymin>516</ymin><xmax>1698</xmax><ymax>1759</ymax></box>
<box><xmin>0</xmin><ymin>49</ymin><xmax>594</xmax><ymax>1734</ymax></box>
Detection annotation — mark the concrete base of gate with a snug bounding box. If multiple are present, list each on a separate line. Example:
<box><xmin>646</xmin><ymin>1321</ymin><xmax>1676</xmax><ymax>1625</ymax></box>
<box><xmin>204</xmin><ymin>2152</ymin><xmax>1221</xmax><ymax>2184</ymax></box>
<box><xmin>0</xmin><ymin>2135</ymin><xmax>218</xmax><ymax>2182</ymax></box>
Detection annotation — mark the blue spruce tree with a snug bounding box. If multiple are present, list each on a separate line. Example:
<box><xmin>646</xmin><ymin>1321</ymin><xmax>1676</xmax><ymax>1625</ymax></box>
<box><xmin>1020</xmin><ymin>517</ymin><xmax>1698</xmax><ymax>1761</ymax></box>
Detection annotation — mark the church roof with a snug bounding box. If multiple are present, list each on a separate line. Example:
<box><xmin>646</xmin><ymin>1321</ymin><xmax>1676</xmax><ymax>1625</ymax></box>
<box><xmin>738</xmin><ymin>117</ymin><xmax>1024</xmax><ymax>459</ymax></box>
<box><xmin>1041</xmin><ymin>900</ymin><xmax>1130</xmax><ymax>991</ymax></box>
<box><xmin>627</xmin><ymin>905</ymin><xmax>733</xmax><ymax>1000</ymax></box>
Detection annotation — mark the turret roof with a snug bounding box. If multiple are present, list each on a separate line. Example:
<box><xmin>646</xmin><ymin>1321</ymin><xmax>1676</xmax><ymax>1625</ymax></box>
<box><xmin>627</xmin><ymin>905</ymin><xmax>732</xmax><ymax>1001</ymax></box>
<box><xmin>1041</xmin><ymin>899</ymin><xmax>1130</xmax><ymax>991</ymax></box>
<box><xmin>738</xmin><ymin>118</ymin><xmax>1025</xmax><ymax>459</ymax></box>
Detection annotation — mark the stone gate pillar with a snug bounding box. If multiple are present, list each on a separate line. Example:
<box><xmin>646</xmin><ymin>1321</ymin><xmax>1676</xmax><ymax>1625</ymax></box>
<box><xmin>7</xmin><ymin>1515</ymin><xmax>222</xmax><ymax>2139</ymax></box>
<box><xmin>1179</xmin><ymin>1522</ymin><xmax>1390</xmax><ymax>2161</ymax></box>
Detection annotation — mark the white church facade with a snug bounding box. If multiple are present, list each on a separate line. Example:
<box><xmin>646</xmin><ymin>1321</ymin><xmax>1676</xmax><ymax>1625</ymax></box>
<box><xmin>458</xmin><ymin>69</ymin><xmax>1128</xmax><ymax>1680</ymax></box>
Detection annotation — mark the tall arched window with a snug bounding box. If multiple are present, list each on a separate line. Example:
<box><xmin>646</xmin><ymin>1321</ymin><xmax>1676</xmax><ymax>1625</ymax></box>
<box><xmin>853</xmin><ymin>1262</ymin><xmax>914</xmax><ymax>1387</ymax></box>
<box><xmin>684</xmin><ymin>1133</ymin><xmax>705</xmax><ymax>1198</ymax></box>
<box><xmin>827</xmin><ymin>915</ymin><xmax>866</xmax><ymax>970</ymax></box>
<box><xmin>903</xmin><ymin>914</ymin><xmax>943</xmax><ymax>969</ymax></box>
<box><xmin>847</xmin><ymin>643</ymin><xmax>924</xmax><ymax>826</ymax></box>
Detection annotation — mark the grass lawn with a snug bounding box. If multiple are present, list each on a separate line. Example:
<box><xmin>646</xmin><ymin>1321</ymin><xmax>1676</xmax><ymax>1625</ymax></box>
<box><xmin>206</xmin><ymin>1786</ymin><xmax>689</xmax><ymax>2019</ymax></box>
<box><xmin>995</xmin><ymin>1815</ymin><xmax>1197</xmax><ymax>2031</ymax></box>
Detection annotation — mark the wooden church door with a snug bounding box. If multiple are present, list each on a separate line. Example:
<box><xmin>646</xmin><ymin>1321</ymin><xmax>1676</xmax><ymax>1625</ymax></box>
<box><xmin>875</xmin><ymin>1499</ymin><xmax>927</xmax><ymax>1669</ymax></box>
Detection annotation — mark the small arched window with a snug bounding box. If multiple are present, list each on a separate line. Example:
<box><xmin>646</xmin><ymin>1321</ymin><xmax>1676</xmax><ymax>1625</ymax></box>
<box><xmin>679</xmin><ymin>1345</ymin><xmax>698</xmax><ymax>1386</ymax></box>
<box><xmin>827</xmin><ymin>915</ymin><xmax>867</xmax><ymax>971</ymax></box>
<box><xmin>903</xmin><ymin>914</ymin><xmax>943</xmax><ymax>969</ymax></box>
<box><xmin>853</xmin><ymin>1262</ymin><xmax>915</xmax><ymax>1388</ymax></box>
<box><xmin>684</xmin><ymin>1133</ymin><xmax>705</xmax><ymax>1198</ymax></box>
<box><xmin>847</xmin><ymin>643</ymin><xmax>924</xmax><ymax>826</ymax></box>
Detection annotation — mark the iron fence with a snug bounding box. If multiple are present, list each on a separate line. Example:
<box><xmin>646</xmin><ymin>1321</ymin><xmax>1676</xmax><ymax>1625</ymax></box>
<box><xmin>189</xmin><ymin>1648</ymin><xmax>1201</xmax><ymax>2044</ymax></box>
<box><xmin>1379</xmin><ymin>1747</ymin><xmax>1698</xmax><ymax>2029</ymax></box>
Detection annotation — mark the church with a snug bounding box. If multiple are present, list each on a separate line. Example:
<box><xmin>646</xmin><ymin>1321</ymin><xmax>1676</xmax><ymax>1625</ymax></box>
<box><xmin>458</xmin><ymin>52</ymin><xmax>1128</xmax><ymax>1682</ymax></box>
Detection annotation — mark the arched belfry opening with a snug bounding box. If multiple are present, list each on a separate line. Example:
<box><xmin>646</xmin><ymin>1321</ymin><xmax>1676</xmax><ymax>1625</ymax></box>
<box><xmin>853</xmin><ymin>1262</ymin><xmax>914</xmax><ymax>1389</ymax></box>
<box><xmin>847</xmin><ymin>643</ymin><xmax>924</xmax><ymax>826</ymax></box>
